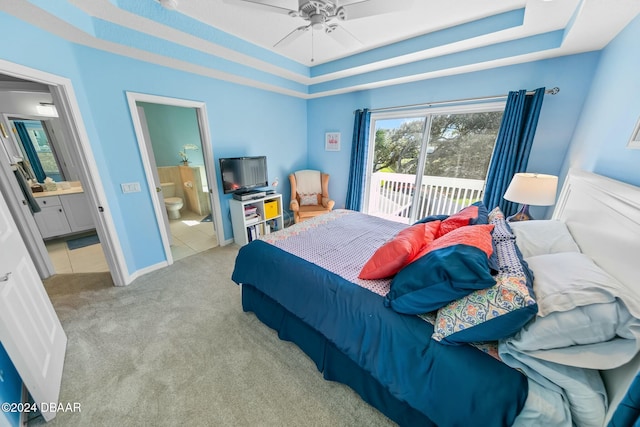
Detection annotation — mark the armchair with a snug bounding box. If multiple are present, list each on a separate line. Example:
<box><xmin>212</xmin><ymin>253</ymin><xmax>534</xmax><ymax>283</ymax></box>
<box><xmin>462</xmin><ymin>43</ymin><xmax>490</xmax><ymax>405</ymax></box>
<box><xmin>289</xmin><ymin>170</ymin><xmax>335</xmax><ymax>223</ymax></box>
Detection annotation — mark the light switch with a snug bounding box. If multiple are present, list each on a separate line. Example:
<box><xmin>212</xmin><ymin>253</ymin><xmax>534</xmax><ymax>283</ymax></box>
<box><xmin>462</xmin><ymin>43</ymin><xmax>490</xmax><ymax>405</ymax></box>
<box><xmin>121</xmin><ymin>182</ymin><xmax>141</xmax><ymax>193</ymax></box>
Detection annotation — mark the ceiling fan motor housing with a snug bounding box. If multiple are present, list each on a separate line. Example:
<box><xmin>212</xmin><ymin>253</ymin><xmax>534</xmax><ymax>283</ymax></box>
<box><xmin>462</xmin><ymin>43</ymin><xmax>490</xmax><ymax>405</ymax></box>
<box><xmin>271</xmin><ymin>0</ymin><xmax>363</xmax><ymax>50</ymax></box>
<box><xmin>299</xmin><ymin>1</ymin><xmax>344</xmax><ymax>21</ymax></box>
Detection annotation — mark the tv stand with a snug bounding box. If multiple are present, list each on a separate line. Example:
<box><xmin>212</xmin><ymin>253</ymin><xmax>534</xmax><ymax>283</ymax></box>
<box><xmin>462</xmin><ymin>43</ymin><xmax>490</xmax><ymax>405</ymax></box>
<box><xmin>233</xmin><ymin>190</ymin><xmax>266</xmax><ymax>201</ymax></box>
<box><xmin>229</xmin><ymin>193</ymin><xmax>283</xmax><ymax>246</ymax></box>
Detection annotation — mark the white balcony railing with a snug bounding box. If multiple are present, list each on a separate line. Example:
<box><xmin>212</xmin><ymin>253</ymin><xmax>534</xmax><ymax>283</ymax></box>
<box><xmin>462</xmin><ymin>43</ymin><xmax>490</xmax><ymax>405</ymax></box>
<box><xmin>367</xmin><ymin>172</ymin><xmax>485</xmax><ymax>224</ymax></box>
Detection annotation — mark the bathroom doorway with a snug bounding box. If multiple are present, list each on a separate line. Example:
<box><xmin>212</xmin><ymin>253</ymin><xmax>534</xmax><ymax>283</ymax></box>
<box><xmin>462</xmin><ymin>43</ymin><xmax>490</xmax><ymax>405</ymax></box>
<box><xmin>127</xmin><ymin>93</ymin><xmax>224</xmax><ymax>264</ymax></box>
<box><xmin>0</xmin><ymin>61</ymin><xmax>127</xmax><ymax>285</ymax></box>
<box><xmin>6</xmin><ymin>114</ymin><xmax>110</xmax><ymax>275</ymax></box>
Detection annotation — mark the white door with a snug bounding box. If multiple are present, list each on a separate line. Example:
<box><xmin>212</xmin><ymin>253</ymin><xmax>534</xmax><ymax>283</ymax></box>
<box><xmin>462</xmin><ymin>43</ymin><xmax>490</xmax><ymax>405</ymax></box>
<box><xmin>137</xmin><ymin>106</ymin><xmax>173</xmax><ymax>247</ymax></box>
<box><xmin>0</xmin><ymin>190</ymin><xmax>67</xmax><ymax>422</ymax></box>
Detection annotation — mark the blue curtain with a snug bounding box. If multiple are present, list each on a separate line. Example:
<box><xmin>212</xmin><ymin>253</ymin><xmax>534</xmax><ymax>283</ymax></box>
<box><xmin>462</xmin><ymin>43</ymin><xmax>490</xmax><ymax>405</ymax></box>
<box><xmin>483</xmin><ymin>88</ymin><xmax>545</xmax><ymax>216</ymax></box>
<box><xmin>14</xmin><ymin>121</ymin><xmax>46</xmax><ymax>183</ymax></box>
<box><xmin>345</xmin><ymin>109</ymin><xmax>370</xmax><ymax>211</ymax></box>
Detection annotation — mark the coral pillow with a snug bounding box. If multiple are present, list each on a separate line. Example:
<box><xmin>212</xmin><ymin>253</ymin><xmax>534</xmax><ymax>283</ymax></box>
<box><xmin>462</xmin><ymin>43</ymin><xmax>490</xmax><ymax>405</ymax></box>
<box><xmin>384</xmin><ymin>224</ymin><xmax>497</xmax><ymax>315</ymax></box>
<box><xmin>436</xmin><ymin>202</ymin><xmax>489</xmax><ymax>238</ymax></box>
<box><xmin>412</xmin><ymin>223</ymin><xmax>494</xmax><ymax>262</ymax></box>
<box><xmin>359</xmin><ymin>221</ymin><xmax>440</xmax><ymax>280</ymax></box>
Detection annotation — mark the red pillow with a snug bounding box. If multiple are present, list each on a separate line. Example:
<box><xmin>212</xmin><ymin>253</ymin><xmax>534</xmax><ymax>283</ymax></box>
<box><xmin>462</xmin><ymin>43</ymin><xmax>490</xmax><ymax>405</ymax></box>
<box><xmin>436</xmin><ymin>205</ymin><xmax>480</xmax><ymax>238</ymax></box>
<box><xmin>359</xmin><ymin>221</ymin><xmax>441</xmax><ymax>280</ymax></box>
<box><xmin>414</xmin><ymin>223</ymin><xmax>495</xmax><ymax>261</ymax></box>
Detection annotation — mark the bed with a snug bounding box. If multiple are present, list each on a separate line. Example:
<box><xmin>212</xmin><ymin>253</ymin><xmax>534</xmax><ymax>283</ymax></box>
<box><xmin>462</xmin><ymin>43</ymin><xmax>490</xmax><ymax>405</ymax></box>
<box><xmin>231</xmin><ymin>169</ymin><xmax>640</xmax><ymax>426</ymax></box>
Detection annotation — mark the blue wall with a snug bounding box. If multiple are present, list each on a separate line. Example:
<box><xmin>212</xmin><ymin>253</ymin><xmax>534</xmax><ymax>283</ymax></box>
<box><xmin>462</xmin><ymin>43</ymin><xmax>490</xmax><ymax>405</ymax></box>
<box><xmin>562</xmin><ymin>14</ymin><xmax>640</xmax><ymax>187</ymax></box>
<box><xmin>0</xmin><ymin>14</ymin><xmax>307</xmax><ymax>273</ymax></box>
<box><xmin>307</xmin><ymin>54</ymin><xmax>599</xmax><ymax>212</ymax></box>
<box><xmin>138</xmin><ymin>103</ymin><xmax>204</xmax><ymax>167</ymax></box>
<box><xmin>1</xmin><ymin>6</ymin><xmax>639</xmax><ymax>277</ymax></box>
<box><xmin>71</xmin><ymin>45</ymin><xmax>307</xmax><ymax>262</ymax></box>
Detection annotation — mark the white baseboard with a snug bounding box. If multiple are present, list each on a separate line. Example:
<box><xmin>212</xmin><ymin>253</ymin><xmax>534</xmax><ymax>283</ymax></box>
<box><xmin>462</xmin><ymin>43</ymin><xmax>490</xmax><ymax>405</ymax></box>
<box><xmin>124</xmin><ymin>260</ymin><xmax>168</xmax><ymax>285</ymax></box>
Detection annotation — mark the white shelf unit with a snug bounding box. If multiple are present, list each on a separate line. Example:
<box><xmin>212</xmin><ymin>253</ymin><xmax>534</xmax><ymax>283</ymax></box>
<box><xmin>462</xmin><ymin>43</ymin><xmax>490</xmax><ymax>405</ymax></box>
<box><xmin>229</xmin><ymin>193</ymin><xmax>283</xmax><ymax>246</ymax></box>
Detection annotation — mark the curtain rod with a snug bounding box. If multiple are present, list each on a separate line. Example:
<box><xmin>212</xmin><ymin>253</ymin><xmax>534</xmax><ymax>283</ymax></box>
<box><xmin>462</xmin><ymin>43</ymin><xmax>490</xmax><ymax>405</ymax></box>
<box><xmin>365</xmin><ymin>87</ymin><xmax>560</xmax><ymax>114</ymax></box>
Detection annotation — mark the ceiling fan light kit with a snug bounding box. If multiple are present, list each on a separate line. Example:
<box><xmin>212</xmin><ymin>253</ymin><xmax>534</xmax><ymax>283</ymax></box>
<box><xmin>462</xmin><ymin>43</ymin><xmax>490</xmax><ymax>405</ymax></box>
<box><xmin>159</xmin><ymin>0</ymin><xmax>179</xmax><ymax>10</ymax></box>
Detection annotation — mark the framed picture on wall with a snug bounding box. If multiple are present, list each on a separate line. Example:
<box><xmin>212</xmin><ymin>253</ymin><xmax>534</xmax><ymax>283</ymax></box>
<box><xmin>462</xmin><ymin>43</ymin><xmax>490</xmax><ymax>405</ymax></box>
<box><xmin>627</xmin><ymin>117</ymin><xmax>640</xmax><ymax>149</ymax></box>
<box><xmin>325</xmin><ymin>132</ymin><xmax>341</xmax><ymax>151</ymax></box>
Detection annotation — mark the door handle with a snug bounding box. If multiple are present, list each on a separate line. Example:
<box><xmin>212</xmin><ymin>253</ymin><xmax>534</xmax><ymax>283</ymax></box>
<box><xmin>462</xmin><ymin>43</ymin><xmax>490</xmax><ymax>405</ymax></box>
<box><xmin>0</xmin><ymin>272</ymin><xmax>11</xmax><ymax>282</ymax></box>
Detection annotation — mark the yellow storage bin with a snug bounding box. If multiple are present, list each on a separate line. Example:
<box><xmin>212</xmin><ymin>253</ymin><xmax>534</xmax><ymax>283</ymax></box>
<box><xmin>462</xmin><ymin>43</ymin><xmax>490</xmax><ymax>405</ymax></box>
<box><xmin>264</xmin><ymin>199</ymin><xmax>279</xmax><ymax>219</ymax></box>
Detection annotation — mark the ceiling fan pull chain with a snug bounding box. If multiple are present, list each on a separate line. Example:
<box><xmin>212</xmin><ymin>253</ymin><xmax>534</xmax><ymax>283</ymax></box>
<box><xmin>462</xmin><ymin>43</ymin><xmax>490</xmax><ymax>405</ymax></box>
<box><xmin>311</xmin><ymin>28</ymin><xmax>315</xmax><ymax>63</ymax></box>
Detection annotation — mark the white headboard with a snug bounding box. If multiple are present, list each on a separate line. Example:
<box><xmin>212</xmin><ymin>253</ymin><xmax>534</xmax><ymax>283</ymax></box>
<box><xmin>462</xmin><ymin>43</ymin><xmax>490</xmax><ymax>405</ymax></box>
<box><xmin>552</xmin><ymin>168</ymin><xmax>640</xmax><ymax>422</ymax></box>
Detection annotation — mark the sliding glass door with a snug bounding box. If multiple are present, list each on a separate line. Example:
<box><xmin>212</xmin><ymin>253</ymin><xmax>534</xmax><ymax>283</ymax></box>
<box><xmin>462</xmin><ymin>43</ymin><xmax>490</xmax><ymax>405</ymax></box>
<box><xmin>365</xmin><ymin>104</ymin><xmax>504</xmax><ymax>224</ymax></box>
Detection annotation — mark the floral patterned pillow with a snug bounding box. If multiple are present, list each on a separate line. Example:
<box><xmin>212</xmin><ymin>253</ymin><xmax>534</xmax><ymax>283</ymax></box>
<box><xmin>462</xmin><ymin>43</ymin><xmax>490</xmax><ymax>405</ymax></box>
<box><xmin>431</xmin><ymin>208</ymin><xmax>537</xmax><ymax>345</ymax></box>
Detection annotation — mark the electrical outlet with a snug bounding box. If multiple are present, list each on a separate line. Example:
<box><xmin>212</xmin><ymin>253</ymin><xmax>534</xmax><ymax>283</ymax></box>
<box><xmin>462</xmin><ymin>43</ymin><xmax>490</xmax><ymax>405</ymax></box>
<box><xmin>121</xmin><ymin>182</ymin><xmax>141</xmax><ymax>193</ymax></box>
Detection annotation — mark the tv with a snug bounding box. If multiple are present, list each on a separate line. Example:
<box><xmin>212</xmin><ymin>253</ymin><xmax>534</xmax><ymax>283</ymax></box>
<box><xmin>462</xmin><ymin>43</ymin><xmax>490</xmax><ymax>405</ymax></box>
<box><xmin>219</xmin><ymin>156</ymin><xmax>269</xmax><ymax>194</ymax></box>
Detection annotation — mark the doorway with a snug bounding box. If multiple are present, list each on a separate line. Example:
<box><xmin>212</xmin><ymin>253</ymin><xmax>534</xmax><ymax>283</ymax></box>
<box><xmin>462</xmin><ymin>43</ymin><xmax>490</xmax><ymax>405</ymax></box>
<box><xmin>0</xmin><ymin>60</ymin><xmax>128</xmax><ymax>286</ymax></box>
<box><xmin>127</xmin><ymin>93</ymin><xmax>224</xmax><ymax>265</ymax></box>
<box><xmin>5</xmin><ymin>115</ymin><xmax>110</xmax><ymax>274</ymax></box>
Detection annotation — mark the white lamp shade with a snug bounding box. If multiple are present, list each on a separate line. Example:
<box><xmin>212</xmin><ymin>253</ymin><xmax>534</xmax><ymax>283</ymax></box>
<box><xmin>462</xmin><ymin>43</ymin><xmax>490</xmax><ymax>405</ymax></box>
<box><xmin>503</xmin><ymin>173</ymin><xmax>558</xmax><ymax>206</ymax></box>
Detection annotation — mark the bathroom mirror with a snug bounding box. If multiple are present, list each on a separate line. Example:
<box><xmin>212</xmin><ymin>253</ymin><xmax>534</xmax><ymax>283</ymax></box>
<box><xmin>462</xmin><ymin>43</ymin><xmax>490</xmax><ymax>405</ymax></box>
<box><xmin>9</xmin><ymin>118</ymin><xmax>66</xmax><ymax>182</ymax></box>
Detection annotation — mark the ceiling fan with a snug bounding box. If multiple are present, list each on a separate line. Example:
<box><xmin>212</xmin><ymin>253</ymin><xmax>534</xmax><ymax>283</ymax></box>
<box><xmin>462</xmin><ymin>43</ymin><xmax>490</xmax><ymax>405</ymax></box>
<box><xmin>223</xmin><ymin>0</ymin><xmax>413</xmax><ymax>51</ymax></box>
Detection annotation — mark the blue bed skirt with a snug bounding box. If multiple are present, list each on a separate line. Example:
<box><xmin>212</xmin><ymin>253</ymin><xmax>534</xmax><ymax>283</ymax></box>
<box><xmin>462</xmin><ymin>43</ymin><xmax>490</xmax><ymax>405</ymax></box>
<box><xmin>241</xmin><ymin>283</ymin><xmax>434</xmax><ymax>426</ymax></box>
<box><xmin>233</xmin><ymin>239</ymin><xmax>527</xmax><ymax>426</ymax></box>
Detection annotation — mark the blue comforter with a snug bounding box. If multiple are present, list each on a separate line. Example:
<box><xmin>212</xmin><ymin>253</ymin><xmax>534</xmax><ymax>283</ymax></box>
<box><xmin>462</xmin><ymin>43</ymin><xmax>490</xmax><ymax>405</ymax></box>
<box><xmin>232</xmin><ymin>239</ymin><xmax>527</xmax><ymax>427</ymax></box>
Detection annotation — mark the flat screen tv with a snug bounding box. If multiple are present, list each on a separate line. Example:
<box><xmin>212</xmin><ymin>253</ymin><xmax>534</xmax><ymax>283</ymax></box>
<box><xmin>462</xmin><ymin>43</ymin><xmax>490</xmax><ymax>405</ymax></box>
<box><xmin>219</xmin><ymin>156</ymin><xmax>269</xmax><ymax>194</ymax></box>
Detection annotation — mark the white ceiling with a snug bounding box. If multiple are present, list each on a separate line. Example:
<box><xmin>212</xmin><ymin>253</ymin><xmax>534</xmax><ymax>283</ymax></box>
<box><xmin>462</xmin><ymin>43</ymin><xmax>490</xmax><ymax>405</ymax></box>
<box><xmin>2</xmin><ymin>0</ymin><xmax>639</xmax><ymax>98</ymax></box>
<box><xmin>164</xmin><ymin>0</ymin><xmax>633</xmax><ymax>66</ymax></box>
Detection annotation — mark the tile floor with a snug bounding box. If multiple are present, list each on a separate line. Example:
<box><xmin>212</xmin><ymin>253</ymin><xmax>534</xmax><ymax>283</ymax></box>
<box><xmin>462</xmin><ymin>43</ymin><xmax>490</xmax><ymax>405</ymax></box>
<box><xmin>45</xmin><ymin>233</ymin><xmax>110</xmax><ymax>274</ymax></box>
<box><xmin>45</xmin><ymin>210</ymin><xmax>218</xmax><ymax>273</ymax></box>
<box><xmin>168</xmin><ymin>210</ymin><xmax>218</xmax><ymax>261</ymax></box>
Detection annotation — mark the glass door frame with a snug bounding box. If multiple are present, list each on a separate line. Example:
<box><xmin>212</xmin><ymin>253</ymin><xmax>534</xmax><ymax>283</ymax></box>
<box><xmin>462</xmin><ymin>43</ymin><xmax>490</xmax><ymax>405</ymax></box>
<box><xmin>363</xmin><ymin>102</ymin><xmax>505</xmax><ymax>222</ymax></box>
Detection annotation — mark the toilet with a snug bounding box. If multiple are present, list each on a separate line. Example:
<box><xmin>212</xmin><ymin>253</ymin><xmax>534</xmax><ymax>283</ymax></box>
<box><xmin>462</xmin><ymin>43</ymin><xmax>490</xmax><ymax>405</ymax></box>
<box><xmin>160</xmin><ymin>182</ymin><xmax>184</xmax><ymax>219</ymax></box>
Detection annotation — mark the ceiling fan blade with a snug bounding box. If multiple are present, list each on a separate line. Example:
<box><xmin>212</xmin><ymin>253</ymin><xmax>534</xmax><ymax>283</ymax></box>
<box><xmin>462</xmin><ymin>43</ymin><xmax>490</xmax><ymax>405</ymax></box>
<box><xmin>222</xmin><ymin>0</ymin><xmax>297</xmax><ymax>16</ymax></box>
<box><xmin>324</xmin><ymin>24</ymin><xmax>362</xmax><ymax>49</ymax></box>
<box><xmin>339</xmin><ymin>0</ymin><xmax>414</xmax><ymax>20</ymax></box>
<box><xmin>274</xmin><ymin>25</ymin><xmax>310</xmax><ymax>48</ymax></box>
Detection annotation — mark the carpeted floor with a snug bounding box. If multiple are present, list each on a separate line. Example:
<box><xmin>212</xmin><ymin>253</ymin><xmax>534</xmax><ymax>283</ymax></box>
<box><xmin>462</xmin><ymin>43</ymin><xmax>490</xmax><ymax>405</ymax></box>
<box><xmin>32</xmin><ymin>245</ymin><xmax>394</xmax><ymax>427</ymax></box>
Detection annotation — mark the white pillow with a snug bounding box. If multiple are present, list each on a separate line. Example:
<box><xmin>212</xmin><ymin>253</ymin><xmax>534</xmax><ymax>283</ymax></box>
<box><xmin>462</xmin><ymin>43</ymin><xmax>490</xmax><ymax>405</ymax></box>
<box><xmin>299</xmin><ymin>193</ymin><xmax>318</xmax><ymax>206</ymax></box>
<box><xmin>506</xmin><ymin>252</ymin><xmax>640</xmax><ymax>370</ymax></box>
<box><xmin>294</xmin><ymin>170</ymin><xmax>321</xmax><ymax>195</ymax></box>
<box><xmin>509</xmin><ymin>220</ymin><xmax>580</xmax><ymax>258</ymax></box>
<box><xmin>511</xmin><ymin>302</ymin><xmax>631</xmax><ymax>350</ymax></box>
<box><xmin>525</xmin><ymin>252</ymin><xmax>628</xmax><ymax>316</ymax></box>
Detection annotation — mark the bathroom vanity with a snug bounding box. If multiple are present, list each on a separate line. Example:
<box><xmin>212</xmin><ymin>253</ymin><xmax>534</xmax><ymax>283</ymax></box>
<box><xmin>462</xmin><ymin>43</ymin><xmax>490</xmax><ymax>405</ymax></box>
<box><xmin>32</xmin><ymin>184</ymin><xmax>94</xmax><ymax>239</ymax></box>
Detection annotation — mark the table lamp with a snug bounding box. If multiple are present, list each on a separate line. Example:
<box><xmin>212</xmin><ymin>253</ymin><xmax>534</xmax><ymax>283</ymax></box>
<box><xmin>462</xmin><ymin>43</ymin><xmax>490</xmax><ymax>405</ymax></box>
<box><xmin>503</xmin><ymin>173</ymin><xmax>558</xmax><ymax>221</ymax></box>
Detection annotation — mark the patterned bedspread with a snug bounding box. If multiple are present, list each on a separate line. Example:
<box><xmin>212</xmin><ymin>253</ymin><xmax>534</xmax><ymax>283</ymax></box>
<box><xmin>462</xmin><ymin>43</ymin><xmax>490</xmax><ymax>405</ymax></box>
<box><xmin>261</xmin><ymin>210</ymin><xmax>405</xmax><ymax>296</ymax></box>
<box><xmin>262</xmin><ymin>209</ymin><xmax>501</xmax><ymax>359</ymax></box>
<box><xmin>232</xmin><ymin>209</ymin><xmax>528</xmax><ymax>426</ymax></box>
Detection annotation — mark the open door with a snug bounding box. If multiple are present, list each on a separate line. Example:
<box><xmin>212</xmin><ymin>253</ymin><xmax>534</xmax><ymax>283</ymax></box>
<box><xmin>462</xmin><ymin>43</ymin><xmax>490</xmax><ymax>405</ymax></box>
<box><xmin>126</xmin><ymin>91</ymin><xmax>226</xmax><ymax>255</ymax></box>
<box><xmin>137</xmin><ymin>106</ymin><xmax>172</xmax><ymax>246</ymax></box>
<box><xmin>0</xmin><ymin>188</ymin><xmax>67</xmax><ymax>421</ymax></box>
